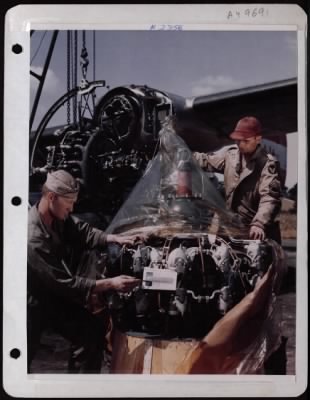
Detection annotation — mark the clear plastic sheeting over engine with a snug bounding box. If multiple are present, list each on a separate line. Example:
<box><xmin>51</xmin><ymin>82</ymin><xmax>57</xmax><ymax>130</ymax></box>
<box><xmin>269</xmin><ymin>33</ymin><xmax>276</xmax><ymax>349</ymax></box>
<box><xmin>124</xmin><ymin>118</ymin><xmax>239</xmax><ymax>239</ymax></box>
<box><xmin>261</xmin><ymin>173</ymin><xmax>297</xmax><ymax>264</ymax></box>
<box><xmin>102</xmin><ymin>118</ymin><xmax>286</xmax><ymax>374</ymax></box>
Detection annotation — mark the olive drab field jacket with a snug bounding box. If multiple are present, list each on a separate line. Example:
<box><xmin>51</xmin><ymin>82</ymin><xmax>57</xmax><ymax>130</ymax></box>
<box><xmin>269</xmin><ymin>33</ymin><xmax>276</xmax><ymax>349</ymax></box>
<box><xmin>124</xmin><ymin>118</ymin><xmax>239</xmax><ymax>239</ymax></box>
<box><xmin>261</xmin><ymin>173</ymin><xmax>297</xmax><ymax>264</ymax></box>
<box><xmin>193</xmin><ymin>144</ymin><xmax>282</xmax><ymax>231</ymax></box>
<box><xmin>28</xmin><ymin>205</ymin><xmax>107</xmax><ymax>305</ymax></box>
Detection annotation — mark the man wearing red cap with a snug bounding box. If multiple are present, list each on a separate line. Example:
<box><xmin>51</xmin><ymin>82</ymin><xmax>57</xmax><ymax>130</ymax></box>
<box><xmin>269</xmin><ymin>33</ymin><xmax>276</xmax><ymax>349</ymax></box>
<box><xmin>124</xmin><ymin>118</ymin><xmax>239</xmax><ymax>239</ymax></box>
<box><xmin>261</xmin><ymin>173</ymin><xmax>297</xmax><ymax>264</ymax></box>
<box><xmin>27</xmin><ymin>170</ymin><xmax>142</xmax><ymax>373</ymax></box>
<box><xmin>194</xmin><ymin>116</ymin><xmax>282</xmax><ymax>242</ymax></box>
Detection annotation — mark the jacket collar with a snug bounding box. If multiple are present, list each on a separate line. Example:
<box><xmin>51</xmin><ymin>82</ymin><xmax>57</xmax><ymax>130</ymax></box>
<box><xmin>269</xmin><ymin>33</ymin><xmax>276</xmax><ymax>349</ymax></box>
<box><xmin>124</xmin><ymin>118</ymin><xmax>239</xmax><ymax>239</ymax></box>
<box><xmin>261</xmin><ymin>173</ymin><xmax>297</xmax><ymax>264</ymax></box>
<box><xmin>249</xmin><ymin>144</ymin><xmax>265</xmax><ymax>161</ymax></box>
<box><xmin>238</xmin><ymin>144</ymin><xmax>264</xmax><ymax>183</ymax></box>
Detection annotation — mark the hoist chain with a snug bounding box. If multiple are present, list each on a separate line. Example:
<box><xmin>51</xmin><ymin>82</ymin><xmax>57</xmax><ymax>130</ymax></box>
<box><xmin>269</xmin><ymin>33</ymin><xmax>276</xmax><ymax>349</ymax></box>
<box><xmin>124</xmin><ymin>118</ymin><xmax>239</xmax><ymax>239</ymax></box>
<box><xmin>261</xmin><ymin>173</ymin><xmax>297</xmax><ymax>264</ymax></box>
<box><xmin>80</xmin><ymin>30</ymin><xmax>89</xmax><ymax>80</ymax></box>
<box><xmin>66</xmin><ymin>30</ymin><xmax>100</xmax><ymax>126</ymax></box>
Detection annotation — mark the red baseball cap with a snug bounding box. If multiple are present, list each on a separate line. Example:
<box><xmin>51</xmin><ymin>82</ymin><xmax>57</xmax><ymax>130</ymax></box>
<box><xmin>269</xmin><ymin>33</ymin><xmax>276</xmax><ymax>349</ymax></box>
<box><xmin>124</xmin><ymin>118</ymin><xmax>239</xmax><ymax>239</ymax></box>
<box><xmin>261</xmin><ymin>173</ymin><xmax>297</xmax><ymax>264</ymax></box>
<box><xmin>229</xmin><ymin>116</ymin><xmax>262</xmax><ymax>140</ymax></box>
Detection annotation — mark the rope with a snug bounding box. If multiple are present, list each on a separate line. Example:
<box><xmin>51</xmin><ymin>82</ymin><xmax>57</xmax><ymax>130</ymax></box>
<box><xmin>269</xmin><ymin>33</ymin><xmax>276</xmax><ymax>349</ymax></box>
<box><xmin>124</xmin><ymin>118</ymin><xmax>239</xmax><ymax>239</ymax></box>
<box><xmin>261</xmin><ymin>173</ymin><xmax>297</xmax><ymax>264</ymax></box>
<box><xmin>73</xmin><ymin>30</ymin><xmax>78</xmax><ymax>124</ymax></box>
<box><xmin>66</xmin><ymin>31</ymin><xmax>71</xmax><ymax>124</ymax></box>
<box><xmin>70</xmin><ymin>33</ymin><xmax>74</xmax><ymax>123</ymax></box>
<box><xmin>92</xmin><ymin>31</ymin><xmax>97</xmax><ymax>109</ymax></box>
<box><xmin>93</xmin><ymin>31</ymin><xmax>96</xmax><ymax>81</ymax></box>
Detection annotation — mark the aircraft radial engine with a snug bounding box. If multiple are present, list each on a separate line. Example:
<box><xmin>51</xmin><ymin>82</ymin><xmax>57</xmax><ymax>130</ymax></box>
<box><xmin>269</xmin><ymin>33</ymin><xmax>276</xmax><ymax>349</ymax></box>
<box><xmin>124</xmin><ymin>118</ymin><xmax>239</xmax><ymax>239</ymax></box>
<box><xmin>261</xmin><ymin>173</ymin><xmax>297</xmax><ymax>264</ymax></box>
<box><xmin>103</xmin><ymin>233</ymin><xmax>280</xmax><ymax>339</ymax></box>
<box><xmin>30</xmin><ymin>85</ymin><xmax>179</xmax><ymax>225</ymax></box>
<box><xmin>99</xmin><ymin>122</ymin><xmax>286</xmax><ymax>343</ymax></box>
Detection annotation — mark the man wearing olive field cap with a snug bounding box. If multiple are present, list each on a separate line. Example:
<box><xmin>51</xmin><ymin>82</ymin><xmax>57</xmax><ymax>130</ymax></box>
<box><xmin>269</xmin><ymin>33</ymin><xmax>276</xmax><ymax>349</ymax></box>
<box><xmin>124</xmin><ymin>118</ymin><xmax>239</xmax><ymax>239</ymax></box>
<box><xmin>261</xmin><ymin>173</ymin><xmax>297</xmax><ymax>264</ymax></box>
<box><xmin>27</xmin><ymin>170</ymin><xmax>142</xmax><ymax>373</ymax></box>
<box><xmin>193</xmin><ymin>116</ymin><xmax>282</xmax><ymax>243</ymax></box>
<box><xmin>45</xmin><ymin>169</ymin><xmax>80</xmax><ymax>195</ymax></box>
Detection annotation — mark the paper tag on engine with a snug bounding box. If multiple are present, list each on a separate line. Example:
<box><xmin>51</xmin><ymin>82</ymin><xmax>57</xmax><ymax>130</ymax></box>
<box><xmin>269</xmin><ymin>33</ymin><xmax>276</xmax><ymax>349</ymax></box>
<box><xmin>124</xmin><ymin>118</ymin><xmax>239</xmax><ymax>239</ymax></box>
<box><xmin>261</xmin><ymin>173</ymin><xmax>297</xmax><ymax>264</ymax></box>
<box><xmin>142</xmin><ymin>267</ymin><xmax>177</xmax><ymax>291</ymax></box>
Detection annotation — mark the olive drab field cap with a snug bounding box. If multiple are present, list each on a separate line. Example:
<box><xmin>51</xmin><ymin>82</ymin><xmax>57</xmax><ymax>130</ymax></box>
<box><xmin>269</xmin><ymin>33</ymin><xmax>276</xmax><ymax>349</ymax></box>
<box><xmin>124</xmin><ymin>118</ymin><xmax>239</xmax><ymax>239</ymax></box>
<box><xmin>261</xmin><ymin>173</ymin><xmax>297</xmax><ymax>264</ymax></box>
<box><xmin>45</xmin><ymin>170</ymin><xmax>80</xmax><ymax>198</ymax></box>
<box><xmin>230</xmin><ymin>116</ymin><xmax>262</xmax><ymax>140</ymax></box>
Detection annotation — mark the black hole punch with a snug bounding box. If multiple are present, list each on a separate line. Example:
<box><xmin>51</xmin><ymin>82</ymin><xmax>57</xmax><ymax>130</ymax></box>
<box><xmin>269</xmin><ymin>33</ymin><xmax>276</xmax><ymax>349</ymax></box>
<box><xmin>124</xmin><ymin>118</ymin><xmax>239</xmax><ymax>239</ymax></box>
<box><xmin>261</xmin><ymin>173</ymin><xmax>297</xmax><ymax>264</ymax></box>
<box><xmin>11</xmin><ymin>196</ymin><xmax>22</xmax><ymax>206</ymax></box>
<box><xmin>10</xmin><ymin>348</ymin><xmax>21</xmax><ymax>359</ymax></box>
<box><xmin>12</xmin><ymin>44</ymin><xmax>23</xmax><ymax>54</ymax></box>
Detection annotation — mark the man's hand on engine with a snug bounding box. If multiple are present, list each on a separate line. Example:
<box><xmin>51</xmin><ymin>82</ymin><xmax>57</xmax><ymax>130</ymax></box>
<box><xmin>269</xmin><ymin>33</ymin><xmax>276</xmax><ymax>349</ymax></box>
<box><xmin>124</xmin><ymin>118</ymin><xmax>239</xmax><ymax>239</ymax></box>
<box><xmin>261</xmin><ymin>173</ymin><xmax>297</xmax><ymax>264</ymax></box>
<box><xmin>94</xmin><ymin>275</ymin><xmax>141</xmax><ymax>294</ymax></box>
<box><xmin>249</xmin><ymin>225</ymin><xmax>265</xmax><ymax>240</ymax></box>
<box><xmin>107</xmin><ymin>233</ymin><xmax>147</xmax><ymax>246</ymax></box>
<box><xmin>110</xmin><ymin>275</ymin><xmax>141</xmax><ymax>292</ymax></box>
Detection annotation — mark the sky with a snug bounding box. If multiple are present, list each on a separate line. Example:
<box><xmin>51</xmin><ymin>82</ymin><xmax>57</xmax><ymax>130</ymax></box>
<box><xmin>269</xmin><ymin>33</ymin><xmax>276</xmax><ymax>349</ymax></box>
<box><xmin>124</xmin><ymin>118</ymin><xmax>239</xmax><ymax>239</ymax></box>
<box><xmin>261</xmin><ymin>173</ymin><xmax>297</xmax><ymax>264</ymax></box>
<box><xmin>30</xmin><ymin>30</ymin><xmax>298</xmax><ymax>188</ymax></box>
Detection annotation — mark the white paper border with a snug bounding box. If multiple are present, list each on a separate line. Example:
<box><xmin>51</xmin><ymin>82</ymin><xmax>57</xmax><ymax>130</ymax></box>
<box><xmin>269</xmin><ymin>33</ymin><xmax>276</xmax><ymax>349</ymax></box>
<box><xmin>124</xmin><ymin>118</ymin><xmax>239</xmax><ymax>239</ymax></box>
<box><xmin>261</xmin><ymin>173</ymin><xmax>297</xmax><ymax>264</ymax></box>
<box><xmin>3</xmin><ymin>4</ymin><xmax>308</xmax><ymax>398</ymax></box>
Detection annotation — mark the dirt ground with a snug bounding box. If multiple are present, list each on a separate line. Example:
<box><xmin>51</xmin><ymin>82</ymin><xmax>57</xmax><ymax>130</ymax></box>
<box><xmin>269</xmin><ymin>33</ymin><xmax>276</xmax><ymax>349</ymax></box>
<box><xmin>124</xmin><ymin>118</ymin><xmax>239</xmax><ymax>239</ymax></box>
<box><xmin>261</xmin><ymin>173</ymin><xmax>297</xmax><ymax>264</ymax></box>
<box><xmin>280</xmin><ymin>213</ymin><xmax>297</xmax><ymax>240</ymax></box>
